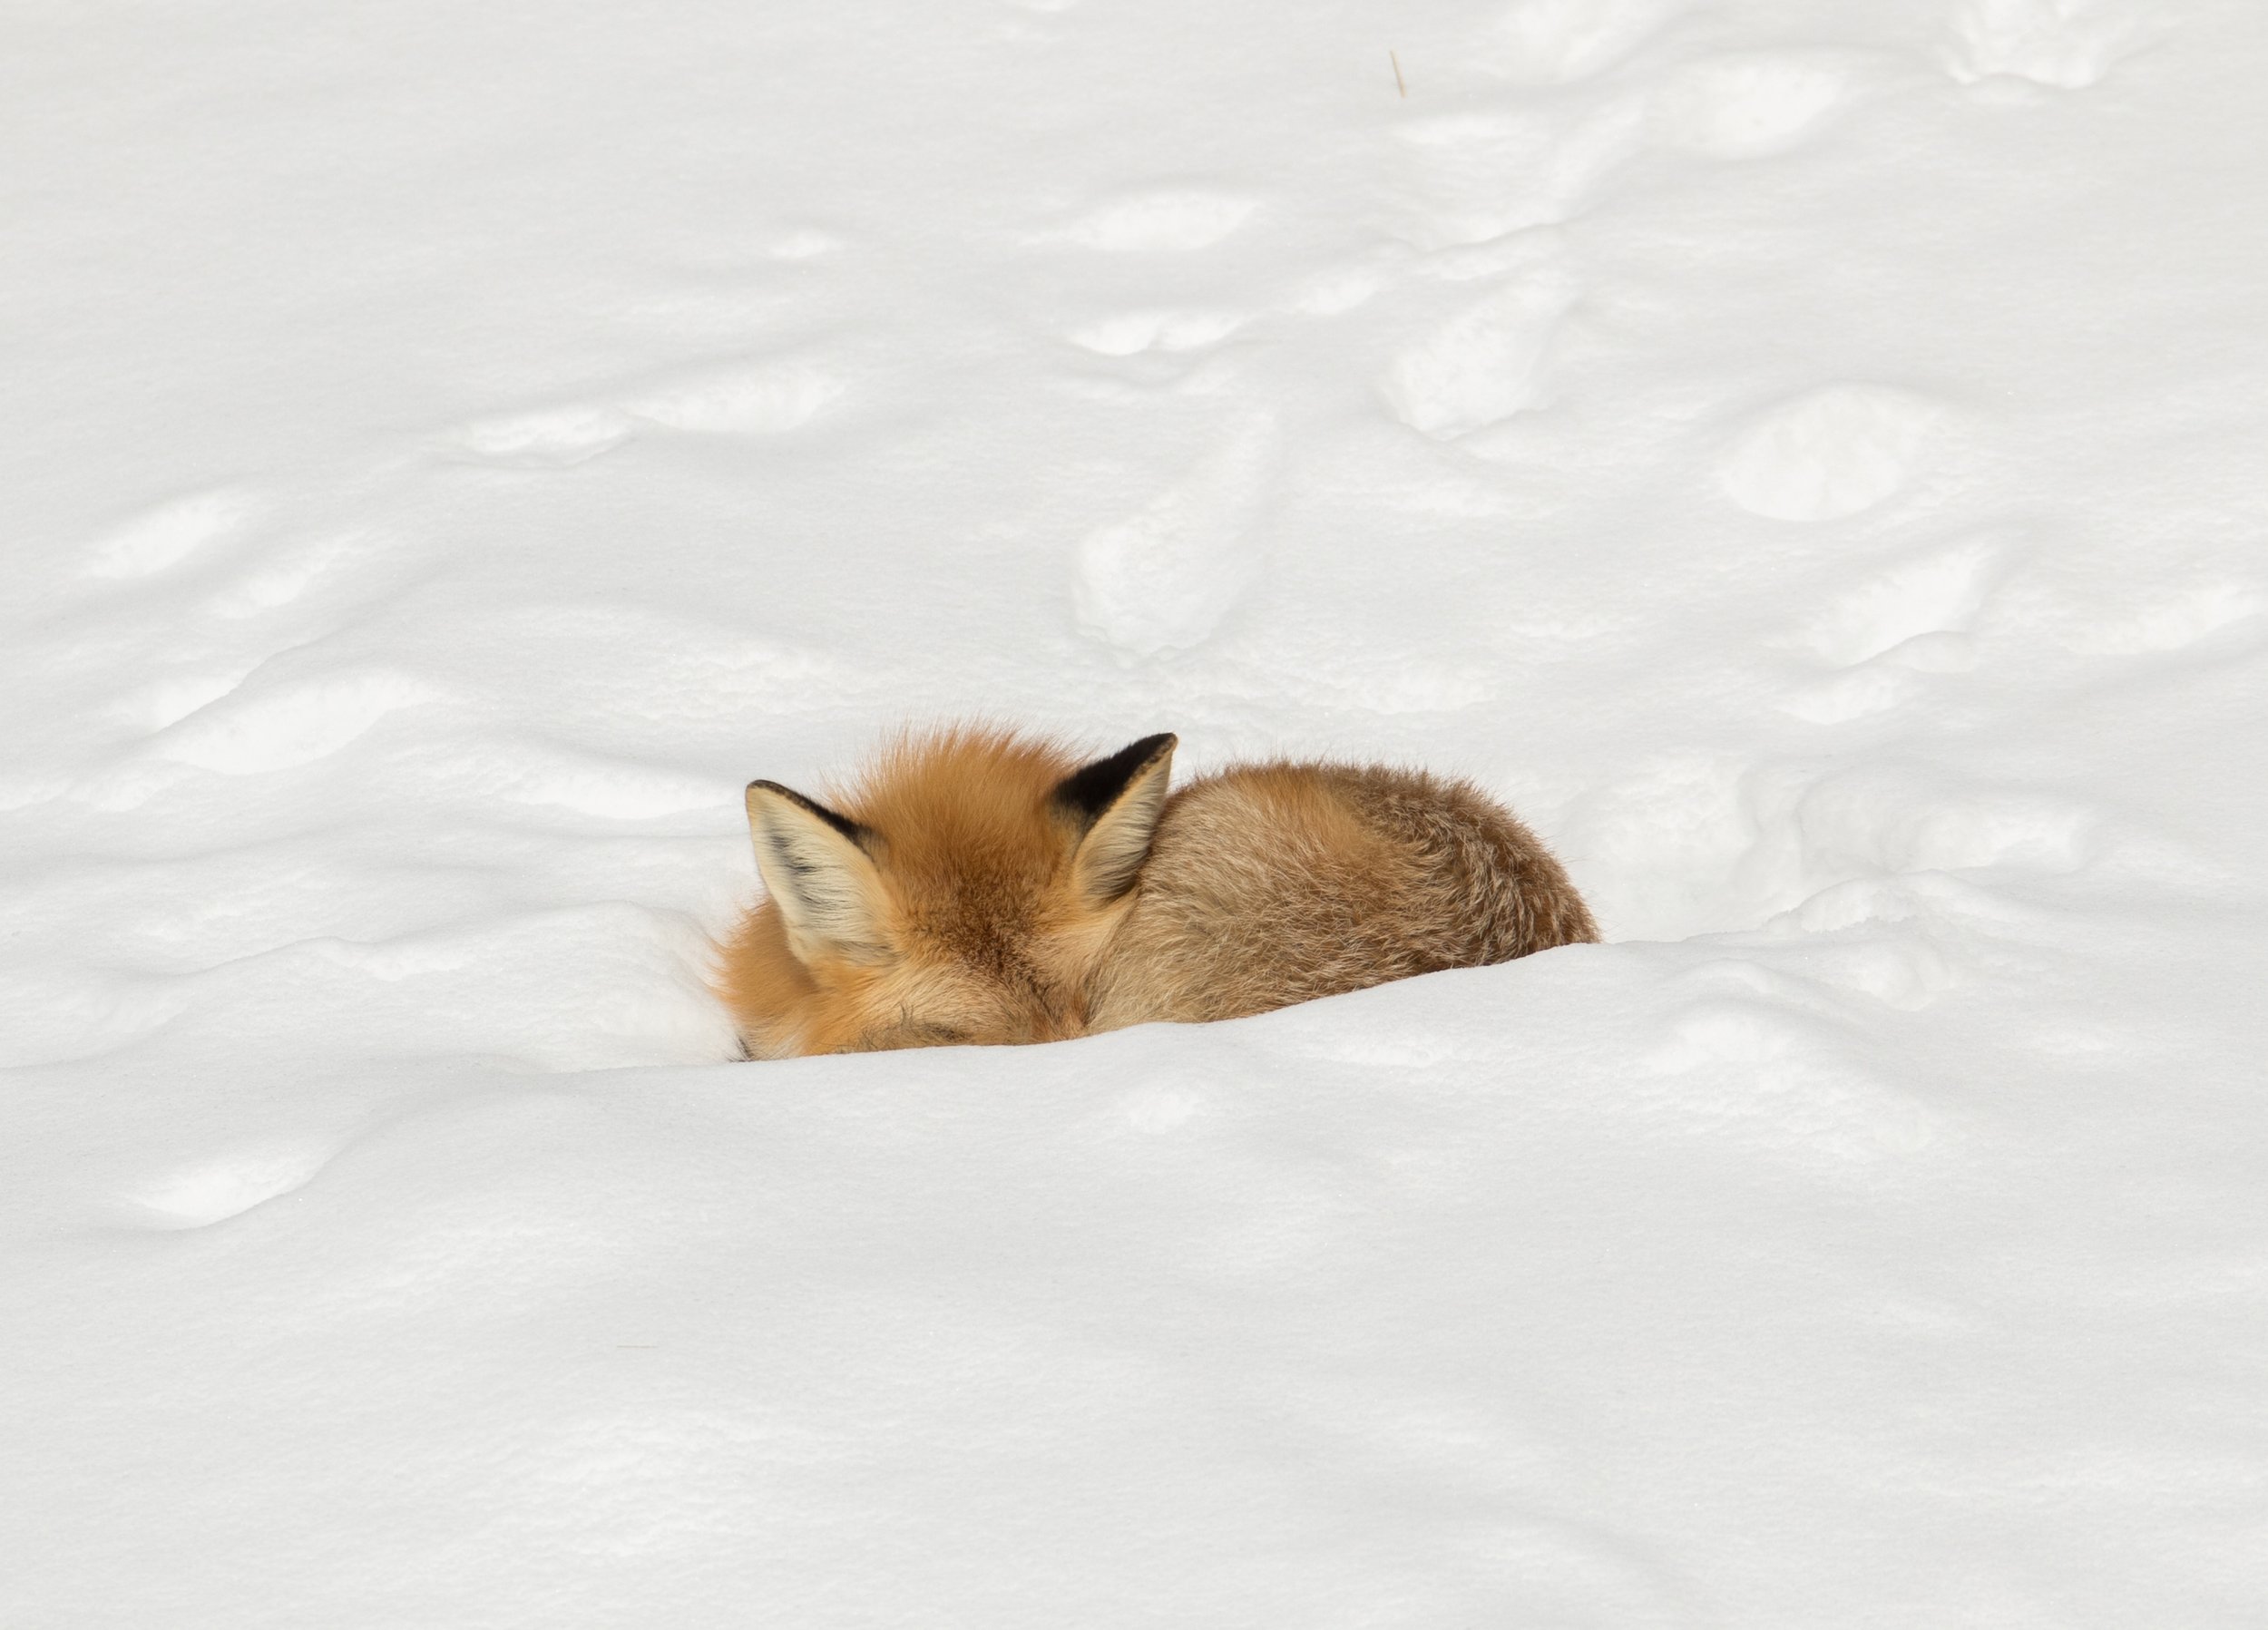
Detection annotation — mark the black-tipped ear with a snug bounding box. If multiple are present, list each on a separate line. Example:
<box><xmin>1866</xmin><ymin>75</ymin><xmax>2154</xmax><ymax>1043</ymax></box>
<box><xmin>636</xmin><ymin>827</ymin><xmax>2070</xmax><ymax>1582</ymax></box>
<box><xmin>745</xmin><ymin>781</ymin><xmax>892</xmax><ymax>964</ymax></box>
<box><xmin>1053</xmin><ymin>734</ymin><xmax>1177</xmax><ymax>904</ymax></box>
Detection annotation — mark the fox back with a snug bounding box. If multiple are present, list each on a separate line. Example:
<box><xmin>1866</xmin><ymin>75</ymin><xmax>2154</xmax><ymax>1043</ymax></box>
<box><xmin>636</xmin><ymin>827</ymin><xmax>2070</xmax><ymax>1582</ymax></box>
<box><xmin>717</xmin><ymin>727</ymin><xmax>1596</xmax><ymax>1058</ymax></box>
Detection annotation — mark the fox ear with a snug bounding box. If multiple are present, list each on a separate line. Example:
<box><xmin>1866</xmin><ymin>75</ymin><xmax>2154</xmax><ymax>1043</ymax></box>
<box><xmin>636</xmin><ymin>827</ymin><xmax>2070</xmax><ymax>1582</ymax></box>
<box><xmin>1053</xmin><ymin>733</ymin><xmax>1177</xmax><ymax>905</ymax></box>
<box><xmin>746</xmin><ymin>781</ymin><xmax>892</xmax><ymax>965</ymax></box>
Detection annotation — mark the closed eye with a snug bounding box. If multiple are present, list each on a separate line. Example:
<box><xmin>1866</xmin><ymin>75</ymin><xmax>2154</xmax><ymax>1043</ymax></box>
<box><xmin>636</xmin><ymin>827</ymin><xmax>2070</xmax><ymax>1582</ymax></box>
<box><xmin>855</xmin><ymin>1014</ymin><xmax>975</xmax><ymax>1051</ymax></box>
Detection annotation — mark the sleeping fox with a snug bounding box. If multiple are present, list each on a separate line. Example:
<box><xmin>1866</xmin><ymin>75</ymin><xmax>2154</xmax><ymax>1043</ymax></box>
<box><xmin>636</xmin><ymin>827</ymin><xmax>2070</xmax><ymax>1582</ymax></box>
<box><xmin>717</xmin><ymin>727</ymin><xmax>1597</xmax><ymax>1058</ymax></box>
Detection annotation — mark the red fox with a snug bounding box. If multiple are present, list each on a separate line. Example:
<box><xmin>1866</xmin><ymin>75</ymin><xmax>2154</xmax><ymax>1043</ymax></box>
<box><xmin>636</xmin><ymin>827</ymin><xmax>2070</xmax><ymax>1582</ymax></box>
<box><xmin>717</xmin><ymin>727</ymin><xmax>1598</xmax><ymax>1058</ymax></box>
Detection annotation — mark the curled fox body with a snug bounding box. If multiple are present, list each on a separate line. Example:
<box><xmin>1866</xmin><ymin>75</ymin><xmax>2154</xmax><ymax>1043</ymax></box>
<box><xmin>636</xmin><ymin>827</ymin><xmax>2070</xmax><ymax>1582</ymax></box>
<box><xmin>717</xmin><ymin>727</ymin><xmax>1598</xmax><ymax>1059</ymax></box>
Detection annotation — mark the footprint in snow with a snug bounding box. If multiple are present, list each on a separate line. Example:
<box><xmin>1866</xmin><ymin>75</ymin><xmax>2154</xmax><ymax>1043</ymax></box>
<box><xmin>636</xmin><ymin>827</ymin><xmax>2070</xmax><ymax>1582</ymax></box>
<box><xmin>1049</xmin><ymin>188</ymin><xmax>1256</xmax><ymax>253</ymax></box>
<box><xmin>1283</xmin><ymin>261</ymin><xmax>1391</xmax><ymax>318</ymax></box>
<box><xmin>1801</xmin><ymin>539</ymin><xmax>1999</xmax><ymax>667</ymax></box>
<box><xmin>203</xmin><ymin>532</ymin><xmax>373</xmax><ymax>618</ymax></box>
<box><xmin>83</xmin><ymin>487</ymin><xmax>259</xmax><ymax>580</ymax></box>
<box><xmin>1647</xmin><ymin>52</ymin><xmax>1862</xmax><ymax>160</ymax></box>
<box><xmin>0</xmin><ymin>970</ymin><xmax>191</xmax><ymax>1069</ymax></box>
<box><xmin>448</xmin><ymin>356</ymin><xmax>851</xmax><ymax>467</ymax></box>
<box><xmin>135</xmin><ymin>1141</ymin><xmax>336</xmax><ymax>1229</ymax></box>
<box><xmin>1680</xmin><ymin>934</ymin><xmax>1957</xmax><ymax>1017</ymax></box>
<box><xmin>1787</xmin><ymin>767</ymin><xmax>2097</xmax><ymax>881</ymax></box>
<box><xmin>1943</xmin><ymin>0</ymin><xmax>2165</xmax><ymax>89</ymax></box>
<box><xmin>1066</xmin><ymin>308</ymin><xmax>1246</xmax><ymax>358</ymax></box>
<box><xmin>1771</xmin><ymin>871</ymin><xmax>1998</xmax><ymax>932</ymax></box>
<box><xmin>1721</xmin><ymin>766</ymin><xmax>2095</xmax><ymax>922</ymax></box>
<box><xmin>1802</xmin><ymin>938</ymin><xmax>1958</xmax><ymax>1012</ymax></box>
<box><xmin>629</xmin><ymin>356</ymin><xmax>848</xmax><ymax>435</ymax></box>
<box><xmin>1781</xmin><ymin>634</ymin><xmax>1977</xmax><ymax>725</ymax></box>
<box><xmin>152</xmin><ymin>669</ymin><xmax>437</xmax><ymax>776</ymax></box>
<box><xmin>2058</xmin><ymin>582</ymin><xmax>2264</xmax><ymax>656</ymax></box>
<box><xmin>1074</xmin><ymin>415</ymin><xmax>1276</xmax><ymax>657</ymax></box>
<box><xmin>1718</xmin><ymin>385</ymin><xmax>1942</xmax><ymax>522</ymax></box>
<box><xmin>1379</xmin><ymin>264</ymin><xmax>1580</xmax><ymax>439</ymax></box>
<box><xmin>108</xmin><ymin>665</ymin><xmax>259</xmax><ymax>733</ymax></box>
<box><xmin>453</xmin><ymin>404</ymin><xmax>635</xmax><ymax>468</ymax></box>
<box><xmin>1491</xmin><ymin>0</ymin><xmax>1684</xmax><ymax>84</ymax></box>
<box><xmin>1783</xmin><ymin>539</ymin><xmax>1999</xmax><ymax>722</ymax></box>
<box><xmin>1394</xmin><ymin>104</ymin><xmax>1645</xmax><ymax>248</ymax></box>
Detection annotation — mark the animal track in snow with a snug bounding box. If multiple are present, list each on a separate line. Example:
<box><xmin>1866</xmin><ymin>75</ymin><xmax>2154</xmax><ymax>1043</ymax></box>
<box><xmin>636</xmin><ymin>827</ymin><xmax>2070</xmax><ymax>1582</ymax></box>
<box><xmin>1782</xmin><ymin>632</ymin><xmax>1976</xmax><ymax>724</ymax></box>
<box><xmin>1491</xmin><ymin>0</ymin><xmax>1683</xmax><ymax>84</ymax></box>
<box><xmin>135</xmin><ymin>1142</ymin><xmax>335</xmax><ymax>1229</ymax></box>
<box><xmin>1284</xmin><ymin>262</ymin><xmax>1390</xmax><ymax>317</ymax></box>
<box><xmin>1678</xmin><ymin>926</ymin><xmax>1957</xmax><ymax>1019</ymax></box>
<box><xmin>83</xmin><ymin>488</ymin><xmax>259</xmax><ymax>579</ymax></box>
<box><xmin>155</xmin><ymin>669</ymin><xmax>436</xmax><ymax>775</ymax></box>
<box><xmin>454</xmin><ymin>405</ymin><xmax>636</xmax><ymax>467</ymax></box>
<box><xmin>1801</xmin><ymin>541</ymin><xmax>1999</xmax><ymax>665</ymax></box>
<box><xmin>1718</xmin><ymin>386</ymin><xmax>1941</xmax><ymax>522</ymax></box>
<box><xmin>0</xmin><ymin>772</ymin><xmax>67</xmax><ymax>813</ymax></box>
<box><xmin>1802</xmin><ymin>937</ymin><xmax>1957</xmax><ymax>1011</ymax></box>
<box><xmin>207</xmin><ymin>532</ymin><xmax>373</xmax><ymax>617</ymax></box>
<box><xmin>1943</xmin><ymin>0</ymin><xmax>2162</xmax><ymax>88</ymax></box>
<box><xmin>1053</xmin><ymin>189</ymin><xmax>1256</xmax><ymax>252</ymax></box>
<box><xmin>1766</xmin><ymin>873</ymin><xmax>2021</xmax><ymax>946</ymax></box>
<box><xmin>1068</xmin><ymin>309</ymin><xmax>1245</xmax><ymax>357</ymax></box>
<box><xmin>628</xmin><ymin>356</ymin><xmax>848</xmax><ymax>434</ymax></box>
<box><xmin>1559</xmin><ymin>754</ymin><xmax>1783</xmax><ymax>939</ymax></box>
<box><xmin>1396</xmin><ymin>104</ymin><xmax>1644</xmax><ymax>247</ymax></box>
<box><xmin>1784</xmin><ymin>539</ymin><xmax>1999</xmax><ymax>719</ymax></box>
<box><xmin>1649</xmin><ymin>53</ymin><xmax>1857</xmax><ymax>159</ymax></box>
<box><xmin>1657</xmin><ymin>765</ymin><xmax>2095</xmax><ymax>929</ymax></box>
<box><xmin>2060</xmin><ymin>582</ymin><xmax>2263</xmax><ymax>655</ymax></box>
<box><xmin>110</xmin><ymin>666</ymin><xmax>257</xmax><ymax>733</ymax></box>
<box><xmin>1571</xmin><ymin>753</ymin><xmax>2095</xmax><ymax>939</ymax></box>
<box><xmin>451</xmin><ymin>356</ymin><xmax>849</xmax><ymax>466</ymax></box>
<box><xmin>1380</xmin><ymin>265</ymin><xmax>1579</xmax><ymax>438</ymax></box>
<box><xmin>1074</xmin><ymin>416</ymin><xmax>1276</xmax><ymax>656</ymax></box>
<box><xmin>1784</xmin><ymin>770</ymin><xmax>2095</xmax><ymax>881</ymax></box>
<box><xmin>0</xmin><ymin>971</ymin><xmax>191</xmax><ymax>1067</ymax></box>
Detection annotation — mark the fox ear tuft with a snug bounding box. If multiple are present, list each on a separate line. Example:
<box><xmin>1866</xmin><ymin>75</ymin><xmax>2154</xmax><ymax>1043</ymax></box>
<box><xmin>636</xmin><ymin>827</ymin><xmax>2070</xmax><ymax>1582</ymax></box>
<box><xmin>1053</xmin><ymin>733</ymin><xmax>1177</xmax><ymax>904</ymax></box>
<box><xmin>745</xmin><ymin>781</ymin><xmax>892</xmax><ymax>965</ymax></box>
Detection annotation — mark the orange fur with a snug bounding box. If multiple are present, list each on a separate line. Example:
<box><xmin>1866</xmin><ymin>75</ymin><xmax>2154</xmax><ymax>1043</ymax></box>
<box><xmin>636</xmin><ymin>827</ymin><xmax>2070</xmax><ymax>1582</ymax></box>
<box><xmin>717</xmin><ymin>726</ymin><xmax>1597</xmax><ymax>1058</ymax></box>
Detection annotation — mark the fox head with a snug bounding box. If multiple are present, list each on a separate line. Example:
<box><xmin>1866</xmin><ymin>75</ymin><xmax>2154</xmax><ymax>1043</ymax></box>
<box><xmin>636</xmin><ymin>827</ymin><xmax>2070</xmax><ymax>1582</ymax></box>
<box><xmin>718</xmin><ymin>727</ymin><xmax>1177</xmax><ymax>1057</ymax></box>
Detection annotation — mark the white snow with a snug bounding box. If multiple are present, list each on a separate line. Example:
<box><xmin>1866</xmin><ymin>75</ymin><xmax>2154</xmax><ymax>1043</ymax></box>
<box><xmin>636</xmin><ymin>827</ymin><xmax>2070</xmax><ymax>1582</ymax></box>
<box><xmin>5</xmin><ymin>0</ymin><xmax>2265</xmax><ymax>1622</ymax></box>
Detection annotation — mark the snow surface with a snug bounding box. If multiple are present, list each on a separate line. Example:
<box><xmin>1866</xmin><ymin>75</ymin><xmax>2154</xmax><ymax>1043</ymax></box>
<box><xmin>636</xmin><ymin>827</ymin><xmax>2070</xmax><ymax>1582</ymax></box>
<box><xmin>5</xmin><ymin>0</ymin><xmax>2266</xmax><ymax>1622</ymax></box>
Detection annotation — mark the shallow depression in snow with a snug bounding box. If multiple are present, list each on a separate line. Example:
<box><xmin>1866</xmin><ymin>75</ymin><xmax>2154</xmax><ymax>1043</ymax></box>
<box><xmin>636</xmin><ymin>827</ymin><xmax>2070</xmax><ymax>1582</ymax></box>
<box><xmin>3</xmin><ymin>0</ymin><xmax>2263</xmax><ymax>1623</ymax></box>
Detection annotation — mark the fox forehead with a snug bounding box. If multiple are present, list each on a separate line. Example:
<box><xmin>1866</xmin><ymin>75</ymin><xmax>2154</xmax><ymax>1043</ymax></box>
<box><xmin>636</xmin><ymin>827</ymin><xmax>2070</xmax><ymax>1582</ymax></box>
<box><xmin>836</xmin><ymin>729</ymin><xmax>1080</xmax><ymax>860</ymax></box>
<box><xmin>832</xmin><ymin>729</ymin><xmax>1084</xmax><ymax>916</ymax></box>
<box><xmin>894</xmin><ymin>885</ymin><xmax>1052</xmax><ymax>981</ymax></box>
<box><xmin>819</xmin><ymin>731</ymin><xmax>1079</xmax><ymax>977</ymax></box>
